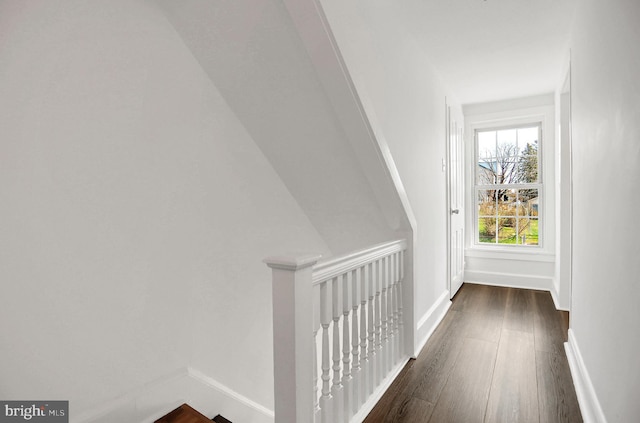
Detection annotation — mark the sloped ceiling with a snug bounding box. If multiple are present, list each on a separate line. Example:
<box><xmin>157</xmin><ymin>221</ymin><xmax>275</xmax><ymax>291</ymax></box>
<box><xmin>398</xmin><ymin>0</ymin><xmax>578</xmax><ymax>104</ymax></box>
<box><xmin>156</xmin><ymin>0</ymin><xmax>406</xmax><ymax>254</ymax></box>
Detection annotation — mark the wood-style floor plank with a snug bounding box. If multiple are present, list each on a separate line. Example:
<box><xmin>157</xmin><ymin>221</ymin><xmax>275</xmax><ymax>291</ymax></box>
<box><xmin>536</xmin><ymin>350</ymin><xmax>583</xmax><ymax>423</ymax></box>
<box><xmin>459</xmin><ymin>309</ymin><xmax>503</xmax><ymax>344</ymax></box>
<box><xmin>365</xmin><ymin>310</ymin><xmax>466</xmax><ymax>423</ymax></box>
<box><xmin>451</xmin><ymin>284</ymin><xmax>508</xmax><ymax>315</ymax></box>
<box><xmin>503</xmin><ymin>287</ymin><xmax>535</xmax><ymax>333</ymax></box>
<box><xmin>427</xmin><ymin>337</ymin><xmax>497</xmax><ymax>423</ymax></box>
<box><xmin>485</xmin><ymin>329</ymin><xmax>539</xmax><ymax>423</ymax></box>
<box><xmin>364</xmin><ymin>284</ymin><xmax>582</xmax><ymax>423</ymax></box>
<box><xmin>380</xmin><ymin>396</ymin><xmax>435</xmax><ymax>423</ymax></box>
<box><xmin>362</xmin><ymin>359</ymin><xmax>416</xmax><ymax>422</ymax></box>
<box><xmin>409</xmin><ymin>310</ymin><xmax>467</xmax><ymax>403</ymax></box>
<box><xmin>455</xmin><ymin>284</ymin><xmax>507</xmax><ymax>343</ymax></box>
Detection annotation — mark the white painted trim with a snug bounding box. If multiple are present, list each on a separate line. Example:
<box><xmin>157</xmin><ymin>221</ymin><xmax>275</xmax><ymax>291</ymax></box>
<box><xmin>464</xmin><ymin>103</ymin><xmax>556</xmax><ymax>256</ymax></box>
<box><xmin>565</xmin><ymin>329</ymin><xmax>608</xmax><ymax>423</ymax></box>
<box><xmin>463</xmin><ymin>94</ymin><xmax>555</xmax><ymax>116</ymax></box>
<box><xmin>73</xmin><ymin>368</ymin><xmax>190</xmax><ymax>423</ymax></box>
<box><xmin>548</xmin><ymin>282</ymin><xmax>570</xmax><ymax>311</ymax></box>
<box><xmin>549</xmin><ymin>287</ymin><xmax>559</xmax><ymax>309</ymax></box>
<box><xmin>415</xmin><ymin>290</ymin><xmax>452</xmax><ymax>357</ymax></box>
<box><xmin>187</xmin><ymin>367</ymin><xmax>274</xmax><ymax>423</ymax></box>
<box><xmin>313</xmin><ymin>239</ymin><xmax>407</xmax><ymax>284</ymax></box>
<box><xmin>466</xmin><ymin>248</ymin><xmax>555</xmax><ymax>262</ymax></box>
<box><xmin>349</xmin><ymin>357</ymin><xmax>409</xmax><ymax>423</ymax></box>
<box><xmin>71</xmin><ymin>367</ymin><xmax>274</xmax><ymax>423</ymax></box>
<box><xmin>464</xmin><ymin>271</ymin><xmax>552</xmax><ymax>291</ymax></box>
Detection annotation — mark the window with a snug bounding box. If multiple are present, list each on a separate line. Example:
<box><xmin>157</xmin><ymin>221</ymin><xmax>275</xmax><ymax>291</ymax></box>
<box><xmin>475</xmin><ymin>124</ymin><xmax>541</xmax><ymax>246</ymax></box>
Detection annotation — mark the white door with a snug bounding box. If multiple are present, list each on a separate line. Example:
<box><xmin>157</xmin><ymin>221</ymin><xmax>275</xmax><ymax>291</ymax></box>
<box><xmin>447</xmin><ymin>105</ymin><xmax>465</xmax><ymax>298</ymax></box>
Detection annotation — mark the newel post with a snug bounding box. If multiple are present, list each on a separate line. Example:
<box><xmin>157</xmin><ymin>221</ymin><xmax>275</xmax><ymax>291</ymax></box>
<box><xmin>264</xmin><ymin>254</ymin><xmax>321</xmax><ymax>423</ymax></box>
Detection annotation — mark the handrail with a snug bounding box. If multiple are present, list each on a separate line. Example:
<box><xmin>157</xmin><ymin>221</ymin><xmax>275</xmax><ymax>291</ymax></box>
<box><xmin>312</xmin><ymin>239</ymin><xmax>407</xmax><ymax>285</ymax></box>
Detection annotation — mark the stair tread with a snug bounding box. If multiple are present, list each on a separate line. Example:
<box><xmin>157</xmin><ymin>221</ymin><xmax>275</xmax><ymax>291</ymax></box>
<box><xmin>154</xmin><ymin>404</ymin><xmax>212</xmax><ymax>423</ymax></box>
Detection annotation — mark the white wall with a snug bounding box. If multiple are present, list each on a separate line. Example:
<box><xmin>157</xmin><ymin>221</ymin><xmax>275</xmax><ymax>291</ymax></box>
<box><xmin>156</xmin><ymin>0</ymin><xmax>398</xmax><ymax>257</ymax></box>
<box><xmin>320</xmin><ymin>0</ymin><xmax>456</xmax><ymax>352</ymax></box>
<box><xmin>0</xmin><ymin>0</ymin><xmax>330</xmax><ymax>419</ymax></box>
<box><xmin>463</xmin><ymin>96</ymin><xmax>557</xmax><ymax>294</ymax></box>
<box><xmin>567</xmin><ymin>0</ymin><xmax>640</xmax><ymax>421</ymax></box>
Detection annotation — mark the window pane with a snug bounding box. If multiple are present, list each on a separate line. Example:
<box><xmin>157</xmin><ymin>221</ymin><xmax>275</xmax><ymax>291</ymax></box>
<box><xmin>477</xmin><ymin>159</ymin><xmax>497</xmax><ymax>184</ymax></box>
<box><xmin>479</xmin><ymin>218</ymin><xmax>496</xmax><ymax>243</ymax></box>
<box><xmin>517</xmin><ymin>154</ymin><xmax>538</xmax><ymax>183</ymax></box>
<box><xmin>478</xmin><ymin>131</ymin><xmax>496</xmax><ymax>159</ymax></box>
<box><xmin>518</xmin><ymin>189</ymin><xmax>539</xmax><ymax>216</ymax></box>
<box><xmin>497</xmin><ymin>218</ymin><xmax>516</xmax><ymax>244</ymax></box>
<box><xmin>497</xmin><ymin>129</ymin><xmax>517</xmax><ymax>157</ymax></box>
<box><xmin>517</xmin><ymin>127</ymin><xmax>539</xmax><ymax>155</ymax></box>
<box><xmin>517</xmin><ymin>126</ymin><xmax>539</xmax><ymax>183</ymax></box>
<box><xmin>498</xmin><ymin>190</ymin><xmax>516</xmax><ymax>216</ymax></box>
<box><xmin>519</xmin><ymin>218</ymin><xmax>539</xmax><ymax>245</ymax></box>
<box><xmin>497</xmin><ymin>190</ymin><xmax>517</xmax><ymax>243</ymax></box>
<box><xmin>478</xmin><ymin>190</ymin><xmax>496</xmax><ymax>216</ymax></box>
<box><xmin>497</xmin><ymin>156</ymin><xmax>520</xmax><ymax>184</ymax></box>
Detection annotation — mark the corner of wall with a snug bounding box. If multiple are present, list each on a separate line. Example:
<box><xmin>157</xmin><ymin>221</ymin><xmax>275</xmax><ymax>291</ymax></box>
<box><xmin>414</xmin><ymin>290</ymin><xmax>451</xmax><ymax>357</ymax></box>
<box><xmin>73</xmin><ymin>368</ymin><xmax>275</xmax><ymax>423</ymax></box>
<box><xmin>74</xmin><ymin>369</ymin><xmax>191</xmax><ymax>423</ymax></box>
<box><xmin>186</xmin><ymin>368</ymin><xmax>274</xmax><ymax>423</ymax></box>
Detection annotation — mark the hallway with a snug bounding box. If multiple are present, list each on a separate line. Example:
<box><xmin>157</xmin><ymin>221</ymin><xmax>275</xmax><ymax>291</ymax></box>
<box><xmin>364</xmin><ymin>284</ymin><xmax>582</xmax><ymax>422</ymax></box>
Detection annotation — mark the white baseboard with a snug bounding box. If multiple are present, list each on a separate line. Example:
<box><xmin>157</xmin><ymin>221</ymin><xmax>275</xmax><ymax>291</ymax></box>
<box><xmin>187</xmin><ymin>368</ymin><xmax>274</xmax><ymax>423</ymax></box>
<box><xmin>464</xmin><ymin>270</ymin><xmax>552</xmax><ymax>292</ymax></box>
<box><xmin>549</xmin><ymin>284</ymin><xmax>570</xmax><ymax>311</ymax></box>
<box><xmin>564</xmin><ymin>329</ymin><xmax>608</xmax><ymax>423</ymax></box>
<box><xmin>549</xmin><ymin>285</ymin><xmax>561</xmax><ymax>310</ymax></box>
<box><xmin>73</xmin><ymin>367</ymin><xmax>274</xmax><ymax>423</ymax></box>
<box><xmin>414</xmin><ymin>290</ymin><xmax>451</xmax><ymax>357</ymax></box>
<box><xmin>74</xmin><ymin>368</ymin><xmax>191</xmax><ymax>423</ymax></box>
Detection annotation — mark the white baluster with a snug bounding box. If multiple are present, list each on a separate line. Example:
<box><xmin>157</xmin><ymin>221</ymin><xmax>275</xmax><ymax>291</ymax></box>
<box><xmin>367</xmin><ymin>261</ymin><xmax>376</xmax><ymax>395</ymax></box>
<box><xmin>393</xmin><ymin>252</ymin><xmax>401</xmax><ymax>362</ymax></box>
<box><xmin>389</xmin><ymin>253</ymin><xmax>398</xmax><ymax>364</ymax></box>
<box><xmin>313</xmin><ymin>327</ymin><xmax>320</xmax><ymax>421</ymax></box>
<box><xmin>351</xmin><ymin>268</ymin><xmax>361</xmax><ymax>414</ymax></box>
<box><xmin>374</xmin><ymin>259</ymin><xmax>383</xmax><ymax>387</ymax></box>
<box><xmin>398</xmin><ymin>250</ymin><xmax>405</xmax><ymax>358</ymax></box>
<box><xmin>342</xmin><ymin>273</ymin><xmax>352</xmax><ymax>422</ymax></box>
<box><xmin>386</xmin><ymin>255</ymin><xmax>392</xmax><ymax>368</ymax></box>
<box><xmin>380</xmin><ymin>256</ymin><xmax>389</xmax><ymax>378</ymax></box>
<box><xmin>387</xmin><ymin>255</ymin><xmax>393</xmax><ymax>372</ymax></box>
<box><xmin>360</xmin><ymin>264</ymin><xmax>369</xmax><ymax>403</ymax></box>
<box><xmin>331</xmin><ymin>277</ymin><xmax>344</xmax><ymax>423</ymax></box>
<box><xmin>386</xmin><ymin>254</ymin><xmax>395</xmax><ymax>369</ymax></box>
<box><xmin>320</xmin><ymin>281</ymin><xmax>332</xmax><ymax>423</ymax></box>
<box><xmin>313</xmin><ymin>285</ymin><xmax>321</xmax><ymax>422</ymax></box>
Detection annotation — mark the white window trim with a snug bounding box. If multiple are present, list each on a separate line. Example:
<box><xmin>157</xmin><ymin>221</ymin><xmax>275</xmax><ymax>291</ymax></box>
<box><xmin>464</xmin><ymin>104</ymin><xmax>555</xmax><ymax>257</ymax></box>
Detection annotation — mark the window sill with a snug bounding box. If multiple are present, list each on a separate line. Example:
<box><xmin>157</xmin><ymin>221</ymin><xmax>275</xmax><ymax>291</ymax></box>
<box><xmin>465</xmin><ymin>246</ymin><xmax>555</xmax><ymax>262</ymax></box>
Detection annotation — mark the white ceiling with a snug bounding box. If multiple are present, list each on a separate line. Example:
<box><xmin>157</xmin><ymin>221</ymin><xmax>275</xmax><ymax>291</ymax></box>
<box><xmin>397</xmin><ymin>0</ymin><xmax>578</xmax><ymax>105</ymax></box>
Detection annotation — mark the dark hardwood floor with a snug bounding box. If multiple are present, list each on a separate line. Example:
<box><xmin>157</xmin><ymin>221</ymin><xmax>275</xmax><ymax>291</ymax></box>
<box><xmin>364</xmin><ymin>284</ymin><xmax>582</xmax><ymax>423</ymax></box>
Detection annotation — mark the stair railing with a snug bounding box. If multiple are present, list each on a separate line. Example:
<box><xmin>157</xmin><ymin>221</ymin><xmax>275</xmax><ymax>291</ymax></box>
<box><xmin>265</xmin><ymin>239</ymin><xmax>409</xmax><ymax>423</ymax></box>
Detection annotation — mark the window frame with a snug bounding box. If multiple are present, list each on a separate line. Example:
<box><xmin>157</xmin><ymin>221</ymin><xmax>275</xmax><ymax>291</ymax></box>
<box><xmin>473</xmin><ymin>122</ymin><xmax>543</xmax><ymax>248</ymax></box>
